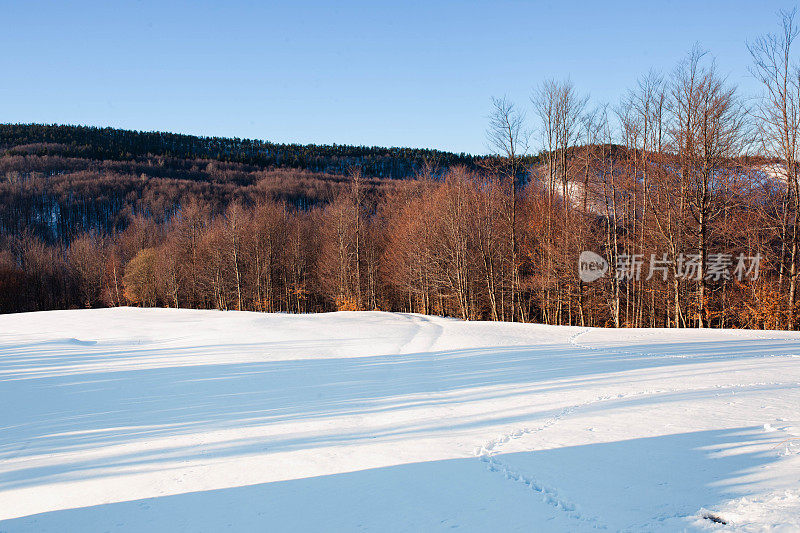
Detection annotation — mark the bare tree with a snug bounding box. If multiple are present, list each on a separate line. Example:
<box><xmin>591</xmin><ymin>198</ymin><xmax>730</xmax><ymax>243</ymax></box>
<box><xmin>224</xmin><ymin>203</ymin><xmax>245</xmax><ymax>311</ymax></box>
<box><xmin>749</xmin><ymin>8</ymin><xmax>800</xmax><ymax>328</ymax></box>
<box><xmin>486</xmin><ymin>96</ymin><xmax>529</xmax><ymax>320</ymax></box>
<box><xmin>531</xmin><ymin>79</ymin><xmax>589</xmax><ymax>324</ymax></box>
<box><xmin>670</xmin><ymin>45</ymin><xmax>747</xmax><ymax>327</ymax></box>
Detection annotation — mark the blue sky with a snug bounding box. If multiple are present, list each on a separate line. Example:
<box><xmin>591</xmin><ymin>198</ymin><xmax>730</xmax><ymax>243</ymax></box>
<box><xmin>2</xmin><ymin>0</ymin><xmax>797</xmax><ymax>154</ymax></box>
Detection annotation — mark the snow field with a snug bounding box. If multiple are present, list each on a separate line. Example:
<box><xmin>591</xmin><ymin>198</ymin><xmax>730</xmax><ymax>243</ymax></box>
<box><xmin>0</xmin><ymin>308</ymin><xmax>798</xmax><ymax>531</ymax></box>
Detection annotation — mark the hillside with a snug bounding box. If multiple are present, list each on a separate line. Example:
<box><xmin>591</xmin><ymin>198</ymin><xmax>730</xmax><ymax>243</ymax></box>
<box><xmin>0</xmin><ymin>123</ymin><xmax>790</xmax><ymax>331</ymax></box>
<box><xmin>0</xmin><ymin>124</ymin><xmax>481</xmax><ymax>179</ymax></box>
<box><xmin>0</xmin><ymin>123</ymin><xmax>487</xmax><ymax>244</ymax></box>
<box><xmin>0</xmin><ymin>309</ymin><xmax>798</xmax><ymax>531</ymax></box>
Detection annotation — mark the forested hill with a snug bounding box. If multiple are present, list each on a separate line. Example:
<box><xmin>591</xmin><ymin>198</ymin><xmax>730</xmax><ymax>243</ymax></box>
<box><xmin>0</xmin><ymin>123</ymin><xmax>480</xmax><ymax>179</ymax></box>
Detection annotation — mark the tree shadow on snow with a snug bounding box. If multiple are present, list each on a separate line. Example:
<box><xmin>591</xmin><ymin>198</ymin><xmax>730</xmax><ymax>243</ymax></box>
<box><xmin>0</xmin><ymin>427</ymin><xmax>786</xmax><ymax>532</ymax></box>
<box><xmin>1</xmin><ymin>333</ymin><xmax>798</xmax><ymax>491</ymax></box>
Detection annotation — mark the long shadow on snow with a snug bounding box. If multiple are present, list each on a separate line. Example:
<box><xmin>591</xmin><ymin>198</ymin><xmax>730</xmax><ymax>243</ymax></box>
<box><xmin>0</xmin><ymin>427</ymin><xmax>783</xmax><ymax>532</ymax></box>
<box><xmin>1</xmin><ymin>336</ymin><xmax>798</xmax><ymax>490</ymax></box>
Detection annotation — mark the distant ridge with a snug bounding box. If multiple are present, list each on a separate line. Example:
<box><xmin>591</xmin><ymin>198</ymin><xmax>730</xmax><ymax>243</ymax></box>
<box><xmin>0</xmin><ymin>123</ymin><xmax>481</xmax><ymax>179</ymax></box>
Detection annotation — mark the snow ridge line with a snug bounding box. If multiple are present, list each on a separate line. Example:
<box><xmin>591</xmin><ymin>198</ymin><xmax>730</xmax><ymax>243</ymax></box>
<box><xmin>569</xmin><ymin>327</ymin><xmax>800</xmax><ymax>360</ymax></box>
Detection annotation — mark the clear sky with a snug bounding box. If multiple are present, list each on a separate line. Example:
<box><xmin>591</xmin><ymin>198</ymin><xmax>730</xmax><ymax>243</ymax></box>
<box><xmin>2</xmin><ymin>0</ymin><xmax>798</xmax><ymax>154</ymax></box>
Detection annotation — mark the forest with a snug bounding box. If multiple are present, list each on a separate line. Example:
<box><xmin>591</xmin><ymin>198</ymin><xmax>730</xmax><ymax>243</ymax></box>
<box><xmin>3</xmin><ymin>12</ymin><xmax>800</xmax><ymax>330</ymax></box>
<box><xmin>0</xmin><ymin>123</ymin><xmax>480</xmax><ymax>179</ymax></box>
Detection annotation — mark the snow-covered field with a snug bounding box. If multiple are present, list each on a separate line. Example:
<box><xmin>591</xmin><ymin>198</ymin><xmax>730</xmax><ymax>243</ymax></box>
<box><xmin>1</xmin><ymin>309</ymin><xmax>799</xmax><ymax>532</ymax></box>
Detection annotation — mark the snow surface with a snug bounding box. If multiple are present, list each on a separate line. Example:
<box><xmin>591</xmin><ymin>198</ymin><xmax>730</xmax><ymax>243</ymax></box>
<box><xmin>1</xmin><ymin>308</ymin><xmax>799</xmax><ymax>532</ymax></box>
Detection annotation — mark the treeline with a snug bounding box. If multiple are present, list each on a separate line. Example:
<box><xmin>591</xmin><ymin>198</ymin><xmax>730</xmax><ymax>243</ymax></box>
<box><xmin>0</xmin><ymin>124</ymin><xmax>481</xmax><ymax>179</ymax></box>
<box><xmin>3</xmin><ymin>12</ymin><xmax>800</xmax><ymax>330</ymax></box>
<box><xmin>0</xmin><ymin>152</ymin><xmax>400</xmax><ymax>243</ymax></box>
<box><xmin>0</xmin><ymin>153</ymin><xmax>785</xmax><ymax>329</ymax></box>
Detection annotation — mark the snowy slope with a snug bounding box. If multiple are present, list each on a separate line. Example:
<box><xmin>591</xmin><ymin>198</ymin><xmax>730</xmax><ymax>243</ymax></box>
<box><xmin>0</xmin><ymin>308</ymin><xmax>799</xmax><ymax>532</ymax></box>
